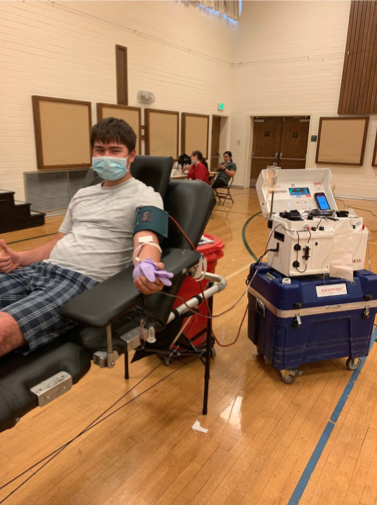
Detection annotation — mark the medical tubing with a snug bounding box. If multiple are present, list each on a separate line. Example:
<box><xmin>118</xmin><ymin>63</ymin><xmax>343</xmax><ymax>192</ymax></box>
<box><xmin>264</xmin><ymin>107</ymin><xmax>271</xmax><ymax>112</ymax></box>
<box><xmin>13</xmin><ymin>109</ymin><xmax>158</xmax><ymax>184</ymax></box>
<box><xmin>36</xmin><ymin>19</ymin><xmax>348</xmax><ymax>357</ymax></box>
<box><xmin>0</xmin><ymin>357</ymin><xmax>198</xmax><ymax>503</ymax></box>
<box><xmin>0</xmin><ymin>362</ymin><xmax>162</xmax><ymax>493</ymax></box>
<box><xmin>162</xmin><ymin>222</ymin><xmax>291</xmax><ymax>321</ymax></box>
<box><xmin>168</xmin><ymin>215</ymin><xmax>196</xmax><ymax>250</ymax></box>
<box><xmin>160</xmin><ymin>220</ymin><xmax>311</xmax><ymax>348</ymax></box>
<box><xmin>4</xmin><ymin>204</ymin><xmax>356</xmax><ymax>498</ymax></box>
<box><xmin>0</xmin><ymin>359</ymin><xmax>186</xmax><ymax>496</ymax></box>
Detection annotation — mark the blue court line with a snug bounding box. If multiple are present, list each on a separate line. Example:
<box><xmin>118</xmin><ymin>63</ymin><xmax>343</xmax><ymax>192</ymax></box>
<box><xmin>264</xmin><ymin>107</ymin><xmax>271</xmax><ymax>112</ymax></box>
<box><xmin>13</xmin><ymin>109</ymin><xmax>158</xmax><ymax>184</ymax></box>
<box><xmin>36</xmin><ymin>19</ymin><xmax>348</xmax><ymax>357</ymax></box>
<box><xmin>287</xmin><ymin>329</ymin><xmax>377</xmax><ymax>505</ymax></box>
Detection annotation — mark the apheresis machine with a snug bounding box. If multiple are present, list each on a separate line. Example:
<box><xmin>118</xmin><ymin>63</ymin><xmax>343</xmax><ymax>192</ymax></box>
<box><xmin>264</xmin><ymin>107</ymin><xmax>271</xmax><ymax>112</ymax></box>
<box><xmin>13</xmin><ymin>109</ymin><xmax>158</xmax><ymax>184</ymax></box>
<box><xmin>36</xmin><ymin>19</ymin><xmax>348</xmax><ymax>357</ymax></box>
<box><xmin>256</xmin><ymin>167</ymin><xmax>369</xmax><ymax>280</ymax></box>
<box><xmin>248</xmin><ymin>167</ymin><xmax>376</xmax><ymax>384</ymax></box>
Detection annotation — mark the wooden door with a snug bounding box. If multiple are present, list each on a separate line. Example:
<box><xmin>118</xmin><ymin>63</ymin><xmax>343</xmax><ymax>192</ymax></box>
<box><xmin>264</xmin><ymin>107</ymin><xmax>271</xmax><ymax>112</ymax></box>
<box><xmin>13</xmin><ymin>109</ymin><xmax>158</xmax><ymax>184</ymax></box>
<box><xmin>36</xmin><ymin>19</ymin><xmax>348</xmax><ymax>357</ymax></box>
<box><xmin>279</xmin><ymin>117</ymin><xmax>309</xmax><ymax>169</ymax></box>
<box><xmin>211</xmin><ymin>116</ymin><xmax>221</xmax><ymax>170</ymax></box>
<box><xmin>250</xmin><ymin>117</ymin><xmax>282</xmax><ymax>183</ymax></box>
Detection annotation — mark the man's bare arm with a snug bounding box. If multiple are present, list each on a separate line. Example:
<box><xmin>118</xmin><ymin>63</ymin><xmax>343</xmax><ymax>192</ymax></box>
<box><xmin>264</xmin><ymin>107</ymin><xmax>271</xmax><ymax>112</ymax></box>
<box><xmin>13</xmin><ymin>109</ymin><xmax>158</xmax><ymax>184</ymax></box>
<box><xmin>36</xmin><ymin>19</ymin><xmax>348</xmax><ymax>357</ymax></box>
<box><xmin>132</xmin><ymin>230</ymin><xmax>165</xmax><ymax>295</ymax></box>
<box><xmin>19</xmin><ymin>232</ymin><xmax>66</xmax><ymax>266</ymax></box>
<box><xmin>0</xmin><ymin>232</ymin><xmax>66</xmax><ymax>274</ymax></box>
<box><xmin>132</xmin><ymin>231</ymin><xmax>161</xmax><ymax>265</ymax></box>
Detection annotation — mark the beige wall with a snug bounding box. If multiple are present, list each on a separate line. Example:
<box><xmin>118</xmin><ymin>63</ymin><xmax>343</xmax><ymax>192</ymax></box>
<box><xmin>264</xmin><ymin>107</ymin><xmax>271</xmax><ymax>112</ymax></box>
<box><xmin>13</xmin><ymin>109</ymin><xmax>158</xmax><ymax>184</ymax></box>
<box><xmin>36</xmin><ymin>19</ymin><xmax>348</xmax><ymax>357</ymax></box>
<box><xmin>0</xmin><ymin>1</ymin><xmax>233</xmax><ymax>200</ymax></box>
<box><xmin>230</xmin><ymin>1</ymin><xmax>377</xmax><ymax>198</ymax></box>
<box><xmin>219</xmin><ymin>117</ymin><xmax>229</xmax><ymax>158</ymax></box>
<box><xmin>2</xmin><ymin>1</ymin><xmax>376</xmax><ymax>201</ymax></box>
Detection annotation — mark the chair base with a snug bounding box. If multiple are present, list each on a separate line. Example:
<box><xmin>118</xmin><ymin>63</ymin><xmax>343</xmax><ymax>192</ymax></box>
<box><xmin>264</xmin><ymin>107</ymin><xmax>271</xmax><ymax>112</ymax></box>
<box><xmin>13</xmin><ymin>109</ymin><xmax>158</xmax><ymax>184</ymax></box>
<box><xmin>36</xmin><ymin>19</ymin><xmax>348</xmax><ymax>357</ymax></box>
<box><xmin>126</xmin><ymin>296</ymin><xmax>215</xmax><ymax>416</ymax></box>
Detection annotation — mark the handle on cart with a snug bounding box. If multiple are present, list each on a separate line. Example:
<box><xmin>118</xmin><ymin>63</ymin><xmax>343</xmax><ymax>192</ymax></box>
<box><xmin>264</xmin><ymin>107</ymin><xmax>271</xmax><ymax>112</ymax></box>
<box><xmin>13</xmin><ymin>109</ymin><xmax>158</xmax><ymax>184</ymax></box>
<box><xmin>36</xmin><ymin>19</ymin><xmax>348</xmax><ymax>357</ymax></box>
<box><xmin>256</xmin><ymin>298</ymin><xmax>266</xmax><ymax>318</ymax></box>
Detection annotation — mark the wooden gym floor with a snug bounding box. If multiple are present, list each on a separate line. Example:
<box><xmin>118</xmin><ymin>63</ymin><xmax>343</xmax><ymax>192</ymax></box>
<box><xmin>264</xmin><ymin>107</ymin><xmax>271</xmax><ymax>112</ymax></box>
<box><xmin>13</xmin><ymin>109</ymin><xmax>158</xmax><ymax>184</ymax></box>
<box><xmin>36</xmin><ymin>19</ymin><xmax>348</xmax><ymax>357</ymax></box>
<box><xmin>1</xmin><ymin>188</ymin><xmax>377</xmax><ymax>505</ymax></box>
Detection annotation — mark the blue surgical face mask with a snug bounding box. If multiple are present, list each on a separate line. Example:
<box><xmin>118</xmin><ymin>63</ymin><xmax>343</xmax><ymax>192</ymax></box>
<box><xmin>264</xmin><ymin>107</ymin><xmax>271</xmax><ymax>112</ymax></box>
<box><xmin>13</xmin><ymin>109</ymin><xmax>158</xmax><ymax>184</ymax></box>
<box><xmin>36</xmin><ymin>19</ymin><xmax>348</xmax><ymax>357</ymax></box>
<box><xmin>92</xmin><ymin>156</ymin><xmax>129</xmax><ymax>181</ymax></box>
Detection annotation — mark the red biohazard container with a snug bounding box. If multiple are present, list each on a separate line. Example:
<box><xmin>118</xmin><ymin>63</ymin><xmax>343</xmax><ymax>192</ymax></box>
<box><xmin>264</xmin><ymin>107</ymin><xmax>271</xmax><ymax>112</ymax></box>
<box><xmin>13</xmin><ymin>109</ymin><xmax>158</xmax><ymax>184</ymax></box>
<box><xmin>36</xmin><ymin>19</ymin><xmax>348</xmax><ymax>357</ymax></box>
<box><xmin>173</xmin><ymin>234</ymin><xmax>224</xmax><ymax>347</ymax></box>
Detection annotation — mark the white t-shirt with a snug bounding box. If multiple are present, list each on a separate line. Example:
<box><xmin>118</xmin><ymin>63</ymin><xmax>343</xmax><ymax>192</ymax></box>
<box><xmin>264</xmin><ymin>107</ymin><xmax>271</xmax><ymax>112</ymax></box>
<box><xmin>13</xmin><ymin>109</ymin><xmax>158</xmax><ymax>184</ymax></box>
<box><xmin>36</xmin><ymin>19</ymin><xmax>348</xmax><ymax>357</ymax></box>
<box><xmin>47</xmin><ymin>178</ymin><xmax>164</xmax><ymax>282</ymax></box>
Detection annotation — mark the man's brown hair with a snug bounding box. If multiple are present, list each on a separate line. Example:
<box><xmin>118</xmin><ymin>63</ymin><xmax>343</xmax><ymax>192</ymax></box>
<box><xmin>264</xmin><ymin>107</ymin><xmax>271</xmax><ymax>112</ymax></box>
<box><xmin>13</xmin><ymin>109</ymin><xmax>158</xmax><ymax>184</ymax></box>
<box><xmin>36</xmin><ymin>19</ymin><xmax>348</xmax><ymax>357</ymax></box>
<box><xmin>90</xmin><ymin>117</ymin><xmax>137</xmax><ymax>152</ymax></box>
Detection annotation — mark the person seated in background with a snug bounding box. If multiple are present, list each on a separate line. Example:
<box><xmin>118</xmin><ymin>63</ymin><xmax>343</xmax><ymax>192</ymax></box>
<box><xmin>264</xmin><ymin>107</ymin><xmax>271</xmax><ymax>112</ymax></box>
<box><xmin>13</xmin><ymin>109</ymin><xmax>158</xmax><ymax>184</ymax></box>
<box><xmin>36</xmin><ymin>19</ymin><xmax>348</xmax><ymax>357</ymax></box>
<box><xmin>0</xmin><ymin>117</ymin><xmax>171</xmax><ymax>358</ymax></box>
<box><xmin>212</xmin><ymin>151</ymin><xmax>237</xmax><ymax>188</ymax></box>
<box><xmin>178</xmin><ymin>153</ymin><xmax>191</xmax><ymax>169</ymax></box>
<box><xmin>186</xmin><ymin>150</ymin><xmax>210</xmax><ymax>185</ymax></box>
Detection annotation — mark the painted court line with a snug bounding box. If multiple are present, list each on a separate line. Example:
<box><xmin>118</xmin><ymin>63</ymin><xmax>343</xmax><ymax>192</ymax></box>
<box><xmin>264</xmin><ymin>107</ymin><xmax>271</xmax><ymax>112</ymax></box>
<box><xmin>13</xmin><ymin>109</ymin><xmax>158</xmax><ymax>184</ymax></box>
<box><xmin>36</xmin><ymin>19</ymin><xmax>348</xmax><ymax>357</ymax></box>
<box><xmin>225</xmin><ymin>264</ymin><xmax>250</xmax><ymax>281</ymax></box>
<box><xmin>287</xmin><ymin>329</ymin><xmax>376</xmax><ymax>505</ymax></box>
<box><xmin>8</xmin><ymin>233</ymin><xmax>56</xmax><ymax>245</ymax></box>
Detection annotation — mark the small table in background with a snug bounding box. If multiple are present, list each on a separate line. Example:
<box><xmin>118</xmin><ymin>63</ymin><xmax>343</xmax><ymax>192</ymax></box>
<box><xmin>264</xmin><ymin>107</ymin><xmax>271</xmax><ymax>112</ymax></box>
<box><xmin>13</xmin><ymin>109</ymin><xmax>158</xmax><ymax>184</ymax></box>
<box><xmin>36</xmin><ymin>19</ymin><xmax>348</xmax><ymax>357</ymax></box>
<box><xmin>170</xmin><ymin>173</ymin><xmax>188</xmax><ymax>179</ymax></box>
<box><xmin>170</xmin><ymin>171</ymin><xmax>218</xmax><ymax>181</ymax></box>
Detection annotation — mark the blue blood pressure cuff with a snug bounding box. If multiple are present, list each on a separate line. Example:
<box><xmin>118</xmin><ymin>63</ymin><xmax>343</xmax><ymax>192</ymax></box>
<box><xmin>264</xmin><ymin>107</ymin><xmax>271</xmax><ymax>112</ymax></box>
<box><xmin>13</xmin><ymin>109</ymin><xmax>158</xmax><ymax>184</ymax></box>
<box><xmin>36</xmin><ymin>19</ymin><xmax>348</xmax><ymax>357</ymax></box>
<box><xmin>134</xmin><ymin>206</ymin><xmax>169</xmax><ymax>238</ymax></box>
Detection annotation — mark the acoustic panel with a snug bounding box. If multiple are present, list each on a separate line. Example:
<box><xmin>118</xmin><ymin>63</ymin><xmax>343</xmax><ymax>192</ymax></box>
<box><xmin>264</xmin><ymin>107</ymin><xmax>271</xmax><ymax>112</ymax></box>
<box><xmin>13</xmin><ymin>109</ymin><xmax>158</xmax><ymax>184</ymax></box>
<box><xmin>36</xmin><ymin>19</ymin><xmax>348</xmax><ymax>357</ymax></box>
<box><xmin>145</xmin><ymin>109</ymin><xmax>179</xmax><ymax>159</ymax></box>
<box><xmin>316</xmin><ymin>117</ymin><xmax>369</xmax><ymax>166</ymax></box>
<box><xmin>32</xmin><ymin>96</ymin><xmax>92</xmax><ymax>169</ymax></box>
<box><xmin>181</xmin><ymin>113</ymin><xmax>209</xmax><ymax>159</ymax></box>
<box><xmin>97</xmin><ymin>103</ymin><xmax>142</xmax><ymax>154</ymax></box>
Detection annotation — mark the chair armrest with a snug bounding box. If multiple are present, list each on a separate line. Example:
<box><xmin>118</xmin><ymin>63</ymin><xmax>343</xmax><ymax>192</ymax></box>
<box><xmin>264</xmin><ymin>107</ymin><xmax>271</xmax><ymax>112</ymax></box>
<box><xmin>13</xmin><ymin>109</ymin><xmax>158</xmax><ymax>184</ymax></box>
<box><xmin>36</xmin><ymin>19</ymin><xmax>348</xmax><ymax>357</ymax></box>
<box><xmin>59</xmin><ymin>248</ymin><xmax>201</xmax><ymax>328</ymax></box>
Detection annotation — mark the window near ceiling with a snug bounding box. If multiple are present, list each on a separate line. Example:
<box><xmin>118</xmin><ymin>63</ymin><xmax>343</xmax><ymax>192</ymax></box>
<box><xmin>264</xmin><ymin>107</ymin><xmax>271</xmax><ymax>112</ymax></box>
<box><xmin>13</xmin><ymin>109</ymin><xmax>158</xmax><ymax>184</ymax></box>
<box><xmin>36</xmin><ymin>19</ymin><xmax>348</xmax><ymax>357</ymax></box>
<box><xmin>191</xmin><ymin>1</ymin><xmax>241</xmax><ymax>21</ymax></box>
<box><xmin>115</xmin><ymin>45</ymin><xmax>128</xmax><ymax>105</ymax></box>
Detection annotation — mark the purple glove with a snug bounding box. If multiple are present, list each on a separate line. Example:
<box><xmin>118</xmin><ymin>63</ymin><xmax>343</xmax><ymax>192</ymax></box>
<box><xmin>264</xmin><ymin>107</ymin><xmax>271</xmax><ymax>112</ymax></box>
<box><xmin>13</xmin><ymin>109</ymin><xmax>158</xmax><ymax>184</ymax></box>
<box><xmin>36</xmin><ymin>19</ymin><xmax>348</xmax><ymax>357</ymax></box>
<box><xmin>133</xmin><ymin>258</ymin><xmax>174</xmax><ymax>287</ymax></box>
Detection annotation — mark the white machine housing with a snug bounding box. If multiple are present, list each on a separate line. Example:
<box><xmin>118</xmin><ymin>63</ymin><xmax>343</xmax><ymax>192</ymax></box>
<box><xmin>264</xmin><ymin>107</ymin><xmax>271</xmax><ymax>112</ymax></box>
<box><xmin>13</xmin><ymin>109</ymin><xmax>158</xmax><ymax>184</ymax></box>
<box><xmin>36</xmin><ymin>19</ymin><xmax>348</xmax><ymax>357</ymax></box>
<box><xmin>256</xmin><ymin>168</ymin><xmax>369</xmax><ymax>277</ymax></box>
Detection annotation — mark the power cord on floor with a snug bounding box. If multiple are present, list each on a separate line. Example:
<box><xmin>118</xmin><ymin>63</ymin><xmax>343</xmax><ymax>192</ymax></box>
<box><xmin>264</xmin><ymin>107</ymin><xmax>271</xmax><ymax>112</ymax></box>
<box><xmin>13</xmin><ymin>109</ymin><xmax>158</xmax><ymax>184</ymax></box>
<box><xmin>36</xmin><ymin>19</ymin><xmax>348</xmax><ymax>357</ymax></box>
<box><xmin>0</xmin><ymin>357</ymin><xmax>196</xmax><ymax>504</ymax></box>
<box><xmin>1</xmin><ymin>212</ymin><xmax>253</xmax><ymax>501</ymax></box>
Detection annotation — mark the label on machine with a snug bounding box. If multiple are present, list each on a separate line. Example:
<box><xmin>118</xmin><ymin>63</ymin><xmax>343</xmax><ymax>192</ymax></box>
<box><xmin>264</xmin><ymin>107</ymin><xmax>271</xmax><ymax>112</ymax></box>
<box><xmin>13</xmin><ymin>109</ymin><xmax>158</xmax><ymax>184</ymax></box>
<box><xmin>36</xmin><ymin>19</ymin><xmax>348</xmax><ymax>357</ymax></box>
<box><xmin>316</xmin><ymin>284</ymin><xmax>348</xmax><ymax>298</ymax></box>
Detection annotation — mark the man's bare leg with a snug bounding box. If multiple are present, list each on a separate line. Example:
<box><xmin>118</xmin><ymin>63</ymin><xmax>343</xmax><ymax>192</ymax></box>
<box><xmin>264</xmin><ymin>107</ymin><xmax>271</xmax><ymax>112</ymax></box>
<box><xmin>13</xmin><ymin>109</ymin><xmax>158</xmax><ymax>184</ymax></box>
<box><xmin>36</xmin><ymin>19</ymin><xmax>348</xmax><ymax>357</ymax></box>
<box><xmin>0</xmin><ymin>313</ymin><xmax>28</xmax><ymax>357</ymax></box>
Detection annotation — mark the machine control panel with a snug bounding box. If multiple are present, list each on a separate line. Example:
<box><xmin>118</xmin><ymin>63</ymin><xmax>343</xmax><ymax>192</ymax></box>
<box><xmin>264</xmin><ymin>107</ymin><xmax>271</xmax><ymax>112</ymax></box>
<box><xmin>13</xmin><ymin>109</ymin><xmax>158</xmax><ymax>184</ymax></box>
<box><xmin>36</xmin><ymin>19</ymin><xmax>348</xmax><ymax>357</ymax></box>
<box><xmin>269</xmin><ymin>182</ymin><xmax>327</xmax><ymax>213</ymax></box>
<box><xmin>256</xmin><ymin>169</ymin><xmax>368</xmax><ymax>277</ymax></box>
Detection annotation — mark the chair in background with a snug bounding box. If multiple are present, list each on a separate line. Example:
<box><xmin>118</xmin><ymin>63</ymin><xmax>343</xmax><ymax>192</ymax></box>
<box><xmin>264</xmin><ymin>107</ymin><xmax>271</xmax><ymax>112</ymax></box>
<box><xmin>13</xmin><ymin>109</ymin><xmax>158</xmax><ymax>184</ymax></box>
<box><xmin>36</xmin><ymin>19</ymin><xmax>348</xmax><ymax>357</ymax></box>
<box><xmin>209</xmin><ymin>172</ymin><xmax>219</xmax><ymax>188</ymax></box>
<box><xmin>214</xmin><ymin>177</ymin><xmax>234</xmax><ymax>205</ymax></box>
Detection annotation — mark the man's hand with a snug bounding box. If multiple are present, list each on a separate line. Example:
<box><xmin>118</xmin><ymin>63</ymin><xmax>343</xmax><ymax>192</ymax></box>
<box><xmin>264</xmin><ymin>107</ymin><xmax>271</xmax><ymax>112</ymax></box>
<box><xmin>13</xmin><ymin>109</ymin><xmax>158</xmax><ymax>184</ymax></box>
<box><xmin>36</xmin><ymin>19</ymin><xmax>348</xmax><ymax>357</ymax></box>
<box><xmin>0</xmin><ymin>240</ymin><xmax>20</xmax><ymax>274</ymax></box>
<box><xmin>134</xmin><ymin>261</ymin><xmax>166</xmax><ymax>295</ymax></box>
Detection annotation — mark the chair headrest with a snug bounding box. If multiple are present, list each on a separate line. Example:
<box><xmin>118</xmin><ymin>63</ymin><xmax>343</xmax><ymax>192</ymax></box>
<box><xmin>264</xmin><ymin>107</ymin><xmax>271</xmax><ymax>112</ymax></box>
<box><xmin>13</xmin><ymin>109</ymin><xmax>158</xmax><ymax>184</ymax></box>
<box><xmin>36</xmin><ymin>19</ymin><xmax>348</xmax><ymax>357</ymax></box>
<box><xmin>131</xmin><ymin>155</ymin><xmax>173</xmax><ymax>198</ymax></box>
<box><xmin>90</xmin><ymin>155</ymin><xmax>173</xmax><ymax>198</ymax></box>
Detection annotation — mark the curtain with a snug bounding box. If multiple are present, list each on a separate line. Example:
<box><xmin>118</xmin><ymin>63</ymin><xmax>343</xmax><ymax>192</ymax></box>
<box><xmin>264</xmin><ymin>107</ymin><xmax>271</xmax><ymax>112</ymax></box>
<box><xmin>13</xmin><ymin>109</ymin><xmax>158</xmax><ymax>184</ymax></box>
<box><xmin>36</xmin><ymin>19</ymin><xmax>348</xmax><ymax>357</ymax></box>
<box><xmin>191</xmin><ymin>0</ymin><xmax>240</xmax><ymax>21</ymax></box>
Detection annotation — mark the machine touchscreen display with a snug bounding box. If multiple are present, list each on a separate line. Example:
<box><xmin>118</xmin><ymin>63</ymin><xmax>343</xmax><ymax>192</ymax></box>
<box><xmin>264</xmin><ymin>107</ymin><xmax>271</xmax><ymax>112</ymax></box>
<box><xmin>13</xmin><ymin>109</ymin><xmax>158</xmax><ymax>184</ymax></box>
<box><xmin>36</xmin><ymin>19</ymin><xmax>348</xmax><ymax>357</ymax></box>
<box><xmin>289</xmin><ymin>188</ymin><xmax>311</xmax><ymax>196</ymax></box>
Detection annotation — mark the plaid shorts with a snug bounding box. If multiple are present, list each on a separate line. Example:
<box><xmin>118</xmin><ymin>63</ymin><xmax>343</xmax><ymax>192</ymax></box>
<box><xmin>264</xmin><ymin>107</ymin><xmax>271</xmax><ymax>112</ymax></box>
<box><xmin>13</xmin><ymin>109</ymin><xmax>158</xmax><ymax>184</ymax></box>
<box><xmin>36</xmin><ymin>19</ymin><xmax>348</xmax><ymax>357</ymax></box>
<box><xmin>0</xmin><ymin>262</ymin><xmax>99</xmax><ymax>354</ymax></box>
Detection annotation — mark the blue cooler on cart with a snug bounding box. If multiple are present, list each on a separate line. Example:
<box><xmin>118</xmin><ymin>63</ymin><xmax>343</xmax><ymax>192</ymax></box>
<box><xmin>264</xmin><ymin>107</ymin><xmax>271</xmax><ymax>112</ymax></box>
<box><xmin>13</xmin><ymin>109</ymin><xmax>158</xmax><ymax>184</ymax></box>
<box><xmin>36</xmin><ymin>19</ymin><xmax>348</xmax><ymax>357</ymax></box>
<box><xmin>247</xmin><ymin>263</ymin><xmax>377</xmax><ymax>383</ymax></box>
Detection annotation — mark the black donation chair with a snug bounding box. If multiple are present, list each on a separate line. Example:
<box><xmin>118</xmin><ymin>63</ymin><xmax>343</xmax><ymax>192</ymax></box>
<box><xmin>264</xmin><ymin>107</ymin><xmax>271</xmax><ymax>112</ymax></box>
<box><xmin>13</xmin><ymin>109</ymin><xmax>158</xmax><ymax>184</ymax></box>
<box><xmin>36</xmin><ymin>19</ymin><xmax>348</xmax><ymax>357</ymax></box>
<box><xmin>0</xmin><ymin>156</ymin><xmax>226</xmax><ymax>433</ymax></box>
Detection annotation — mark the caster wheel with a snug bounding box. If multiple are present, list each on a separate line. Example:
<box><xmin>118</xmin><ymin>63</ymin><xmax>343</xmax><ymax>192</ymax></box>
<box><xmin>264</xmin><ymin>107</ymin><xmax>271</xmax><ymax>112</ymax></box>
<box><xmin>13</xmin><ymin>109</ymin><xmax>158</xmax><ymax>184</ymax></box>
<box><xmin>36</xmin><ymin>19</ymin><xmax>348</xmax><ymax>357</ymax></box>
<box><xmin>257</xmin><ymin>348</ymin><xmax>264</xmax><ymax>358</ymax></box>
<box><xmin>210</xmin><ymin>347</ymin><xmax>216</xmax><ymax>359</ymax></box>
<box><xmin>281</xmin><ymin>374</ymin><xmax>295</xmax><ymax>384</ymax></box>
<box><xmin>164</xmin><ymin>358</ymin><xmax>172</xmax><ymax>367</ymax></box>
<box><xmin>346</xmin><ymin>357</ymin><xmax>361</xmax><ymax>370</ymax></box>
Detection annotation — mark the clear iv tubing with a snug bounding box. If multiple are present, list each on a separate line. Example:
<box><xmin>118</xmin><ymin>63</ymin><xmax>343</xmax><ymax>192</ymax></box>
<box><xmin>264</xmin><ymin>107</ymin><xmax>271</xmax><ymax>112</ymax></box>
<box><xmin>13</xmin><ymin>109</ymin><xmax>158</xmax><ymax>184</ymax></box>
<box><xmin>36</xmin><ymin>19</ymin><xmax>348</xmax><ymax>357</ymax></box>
<box><xmin>161</xmin><ymin>223</ymin><xmax>287</xmax><ymax>320</ymax></box>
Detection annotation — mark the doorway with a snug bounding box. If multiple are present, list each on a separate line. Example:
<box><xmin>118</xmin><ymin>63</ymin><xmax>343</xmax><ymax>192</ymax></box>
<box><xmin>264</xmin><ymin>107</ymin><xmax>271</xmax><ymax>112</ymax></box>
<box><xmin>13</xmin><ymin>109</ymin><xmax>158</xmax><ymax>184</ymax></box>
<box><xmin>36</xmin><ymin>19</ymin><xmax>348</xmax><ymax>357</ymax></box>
<box><xmin>211</xmin><ymin>116</ymin><xmax>228</xmax><ymax>170</ymax></box>
<box><xmin>250</xmin><ymin>116</ymin><xmax>310</xmax><ymax>186</ymax></box>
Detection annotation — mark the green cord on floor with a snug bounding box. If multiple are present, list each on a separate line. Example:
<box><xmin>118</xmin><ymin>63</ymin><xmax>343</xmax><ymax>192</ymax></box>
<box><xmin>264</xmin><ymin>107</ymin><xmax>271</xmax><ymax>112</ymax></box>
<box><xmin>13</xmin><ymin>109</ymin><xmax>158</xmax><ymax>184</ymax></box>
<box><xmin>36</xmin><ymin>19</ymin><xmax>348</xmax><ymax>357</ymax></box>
<box><xmin>241</xmin><ymin>211</ymin><xmax>262</xmax><ymax>261</ymax></box>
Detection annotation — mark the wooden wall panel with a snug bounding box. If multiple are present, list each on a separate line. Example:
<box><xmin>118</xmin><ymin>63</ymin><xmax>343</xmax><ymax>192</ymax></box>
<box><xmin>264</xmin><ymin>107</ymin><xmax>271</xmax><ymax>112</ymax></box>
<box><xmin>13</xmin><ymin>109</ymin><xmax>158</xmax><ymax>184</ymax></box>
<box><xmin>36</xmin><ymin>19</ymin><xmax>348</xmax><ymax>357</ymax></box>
<box><xmin>32</xmin><ymin>96</ymin><xmax>92</xmax><ymax>170</ymax></box>
<box><xmin>315</xmin><ymin>117</ymin><xmax>369</xmax><ymax>166</ymax></box>
<box><xmin>181</xmin><ymin>113</ymin><xmax>209</xmax><ymax>159</ymax></box>
<box><xmin>96</xmin><ymin>103</ymin><xmax>142</xmax><ymax>154</ymax></box>
<box><xmin>338</xmin><ymin>1</ymin><xmax>377</xmax><ymax>114</ymax></box>
<box><xmin>145</xmin><ymin>109</ymin><xmax>179</xmax><ymax>159</ymax></box>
